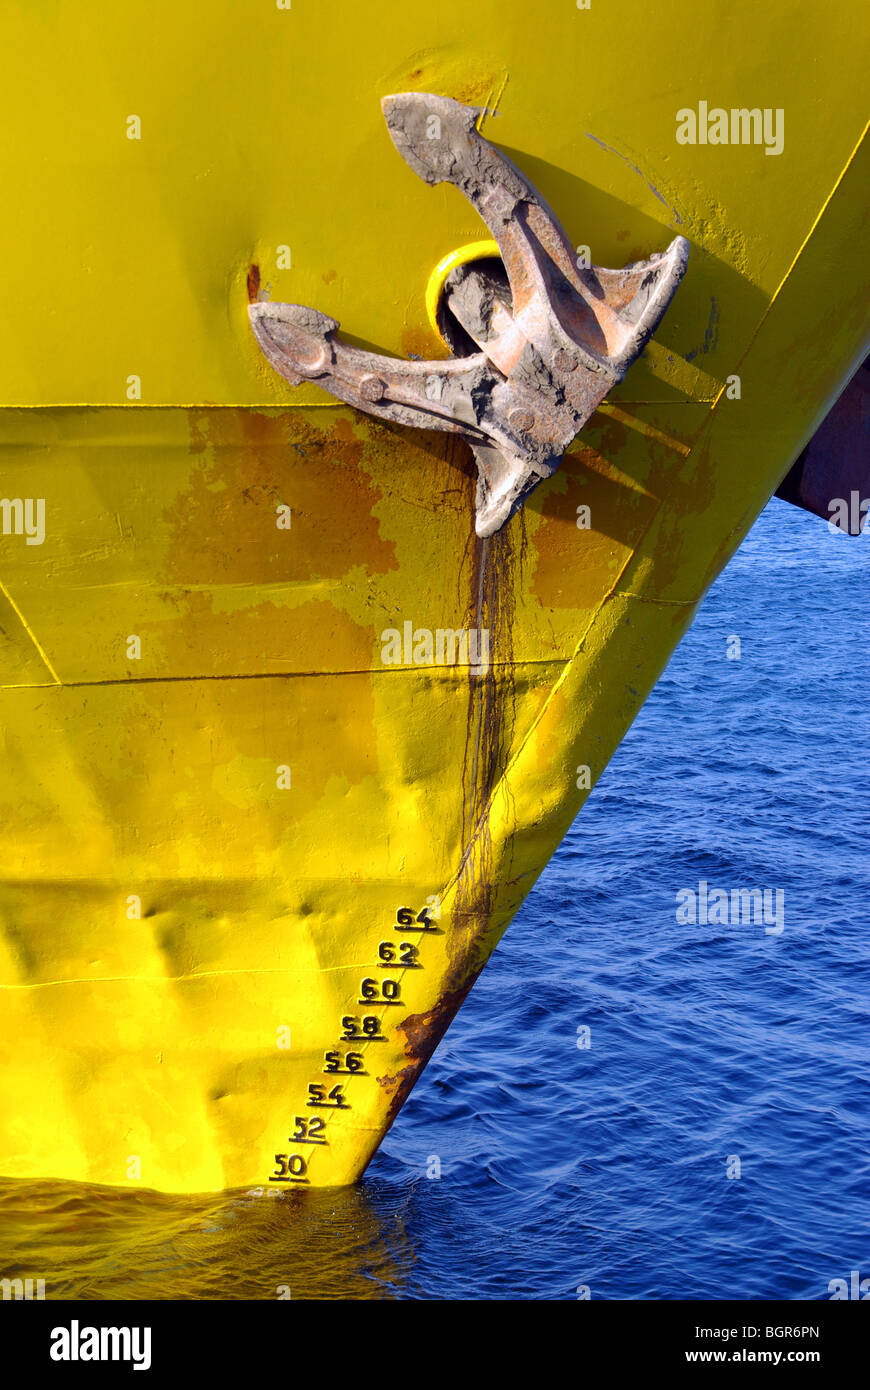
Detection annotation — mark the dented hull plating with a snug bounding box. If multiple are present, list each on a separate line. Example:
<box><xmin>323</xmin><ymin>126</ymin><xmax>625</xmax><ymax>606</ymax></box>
<box><xmin>0</xmin><ymin>2</ymin><xmax>868</xmax><ymax>1191</ymax></box>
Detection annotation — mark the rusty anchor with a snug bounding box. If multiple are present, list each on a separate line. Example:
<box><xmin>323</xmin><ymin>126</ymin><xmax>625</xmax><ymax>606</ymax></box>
<box><xmin>249</xmin><ymin>93</ymin><xmax>689</xmax><ymax>538</ymax></box>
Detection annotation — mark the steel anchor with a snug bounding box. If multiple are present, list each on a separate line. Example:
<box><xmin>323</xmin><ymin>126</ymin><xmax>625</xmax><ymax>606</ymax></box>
<box><xmin>250</xmin><ymin>93</ymin><xmax>689</xmax><ymax>537</ymax></box>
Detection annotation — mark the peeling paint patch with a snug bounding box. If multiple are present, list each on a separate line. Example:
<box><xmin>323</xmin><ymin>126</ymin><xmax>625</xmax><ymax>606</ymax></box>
<box><xmin>686</xmin><ymin>297</ymin><xmax>721</xmax><ymax>361</ymax></box>
<box><xmin>377</xmin><ymin>972</ymin><xmax>482</xmax><ymax>1129</ymax></box>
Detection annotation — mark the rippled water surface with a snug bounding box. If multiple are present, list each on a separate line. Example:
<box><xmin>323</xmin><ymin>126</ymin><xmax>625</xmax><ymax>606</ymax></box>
<box><xmin>1</xmin><ymin>499</ymin><xmax>867</xmax><ymax>1299</ymax></box>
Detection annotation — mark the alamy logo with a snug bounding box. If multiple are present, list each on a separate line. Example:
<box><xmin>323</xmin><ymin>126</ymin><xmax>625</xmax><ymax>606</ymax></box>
<box><xmin>828</xmin><ymin>491</ymin><xmax>869</xmax><ymax>536</ymax></box>
<box><xmin>50</xmin><ymin>1320</ymin><xmax>152</xmax><ymax>1371</ymax></box>
<box><xmin>381</xmin><ymin>621</ymin><xmax>490</xmax><ymax>674</ymax></box>
<box><xmin>676</xmin><ymin>880</ymin><xmax>785</xmax><ymax>935</ymax></box>
<box><xmin>0</xmin><ymin>497</ymin><xmax>45</xmax><ymax>545</ymax></box>
<box><xmin>1</xmin><ymin>1276</ymin><xmax>45</xmax><ymax>1300</ymax></box>
<box><xmin>828</xmin><ymin>1269</ymin><xmax>870</xmax><ymax>1300</ymax></box>
<box><xmin>676</xmin><ymin>103</ymin><xmax>784</xmax><ymax>156</ymax></box>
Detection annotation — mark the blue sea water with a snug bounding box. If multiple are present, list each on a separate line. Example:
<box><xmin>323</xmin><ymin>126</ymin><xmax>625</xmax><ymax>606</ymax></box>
<box><xmin>0</xmin><ymin>497</ymin><xmax>866</xmax><ymax>1300</ymax></box>
<box><xmin>364</xmin><ymin>496</ymin><xmax>870</xmax><ymax>1299</ymax></box>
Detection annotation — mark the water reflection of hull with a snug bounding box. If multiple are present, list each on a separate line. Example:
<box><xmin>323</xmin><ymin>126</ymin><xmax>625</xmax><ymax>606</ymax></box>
<box><xmin>0</xmin><ymin>1178</ymin><xmax>415</xmax><ymax>1300</ymax></box>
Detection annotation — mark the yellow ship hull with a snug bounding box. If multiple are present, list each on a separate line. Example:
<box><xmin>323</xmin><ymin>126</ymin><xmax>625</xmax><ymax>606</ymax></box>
<box><xmin>0</xmin><ymin>2</ymin><xmax>867</xmax><ymax>1191</ymax></box>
